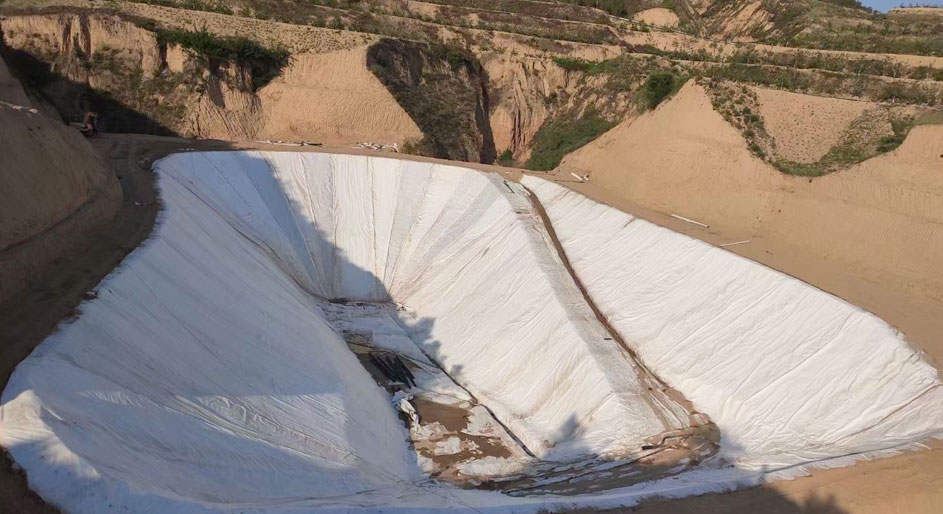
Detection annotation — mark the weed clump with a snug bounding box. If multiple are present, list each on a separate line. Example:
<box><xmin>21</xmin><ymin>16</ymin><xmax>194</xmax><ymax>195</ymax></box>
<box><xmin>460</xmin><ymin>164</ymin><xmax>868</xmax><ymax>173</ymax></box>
<box><xmin>156</xmin><ymin>27</ymin><xmax>289</xmax><ymax>90</ymax></box>
<box><xmin>497</xmin><ymin>149</ymin><xmax>515</xmax><ymax>167</ymax></box>
<box><xmin>525</xmin><ymin>110</ymin><xmax>613</xmax><ymax>171</ymax></box>
<box><xmin>640</xmin><ymin>71</ymin><xmax>685</xmax><ymax>110</ymax></box>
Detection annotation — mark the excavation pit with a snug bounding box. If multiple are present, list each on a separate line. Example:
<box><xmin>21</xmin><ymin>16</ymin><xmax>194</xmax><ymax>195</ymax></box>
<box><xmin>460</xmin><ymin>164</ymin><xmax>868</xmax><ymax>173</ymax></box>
<box><xmin>1</xmin><ymin>152</ymin><xmax>940</xmax><ymax>513</ymax></box>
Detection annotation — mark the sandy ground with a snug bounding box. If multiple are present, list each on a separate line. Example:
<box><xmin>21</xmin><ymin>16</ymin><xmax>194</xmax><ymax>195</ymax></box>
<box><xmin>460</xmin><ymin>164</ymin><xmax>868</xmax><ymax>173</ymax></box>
<box><xmin>753</xmin><ymin>87</ymin><xmax>872</xmax><ymax>163</ymax></box>
<box><xmin>257</xmin><ymin>48</ymin><xmax>423</xmax><ymax>146</ymax></box>
<box><xmin>632</xmin><ymin>8</ymin><xmax>679</xmax><ymax>28</ymax></box>
<box><xmin>559</xmin><ymin>82</ymin><xmax>943</xmax><ymax>339</ymax></box>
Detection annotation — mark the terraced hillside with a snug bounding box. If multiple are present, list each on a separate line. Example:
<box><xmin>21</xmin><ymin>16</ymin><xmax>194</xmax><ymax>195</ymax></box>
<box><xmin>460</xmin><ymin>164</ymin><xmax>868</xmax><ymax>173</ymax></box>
<box><xmin>2</xmin><ymin>0</ymin><xmax>941</xmax><ymax>173</ymax></box>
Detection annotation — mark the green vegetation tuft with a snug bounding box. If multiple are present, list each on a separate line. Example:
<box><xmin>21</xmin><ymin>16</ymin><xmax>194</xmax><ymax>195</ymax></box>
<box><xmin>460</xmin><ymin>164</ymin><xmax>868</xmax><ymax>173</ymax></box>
<box><xmin>525</xmin><ymin>110</ymin><xmax>613</xmax><ymax>171</ymax></box>
<box><xmin>640</xmin><ymin>71</ymin><xmax>685</xmax><ymax>110</ymax></box>
<box><xmin>913</xmin><ymin>111</ymin><xmax>943</xmax><ymax>126</ymax></box>
<box><xmin>154</xmin><ymin>27</ymin><xmax>289</xmax><ymax>90</ymax></box>
<box><xmin>497</xmin><ymin>149</ymin><xmax>515</xmax><ymax>166</ymax></box>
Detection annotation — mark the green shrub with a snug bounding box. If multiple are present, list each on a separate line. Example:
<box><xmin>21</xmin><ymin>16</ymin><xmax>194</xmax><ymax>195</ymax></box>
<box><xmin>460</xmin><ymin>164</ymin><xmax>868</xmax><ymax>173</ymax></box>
<box><xmin>155</xmin><ymin>27</ymin><xmax>289</xmax><ymax>90</ymax></box>
<box><xmin>525</xmin><ymin>111</ymin><xmax>613</xmax><ymax>171</ymax></box>
<box><xmin>497</xmin><ymin>149</ymin><xmax>515</xmax><ymax>166</ymax></box>
<box><xmin>640</xmin><ymin>71</ymin><xmax>684</xmax><ymax>110</ymax></box>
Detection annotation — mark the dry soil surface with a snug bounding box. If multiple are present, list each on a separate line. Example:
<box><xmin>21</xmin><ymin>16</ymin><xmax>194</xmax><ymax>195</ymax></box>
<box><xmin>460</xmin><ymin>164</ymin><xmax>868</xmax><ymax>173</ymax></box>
<box><xmin>753</xmin><ymin>87</ymin><xmax>873</xmax><ymax>163</ymax></box>
<box><xmin>632</xmin><ymin>8</ymin><xmax>680</xmax><ymax>28</ymax></box>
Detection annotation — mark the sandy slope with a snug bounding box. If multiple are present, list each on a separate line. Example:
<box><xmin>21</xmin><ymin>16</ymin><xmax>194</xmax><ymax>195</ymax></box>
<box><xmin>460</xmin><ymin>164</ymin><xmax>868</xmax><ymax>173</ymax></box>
<box><xmin>632</xmin><ymin>8</ymin><xmax>679</xmax><ymax>28</ymax></box>
<box><xmin>1</xmin><ymin>14</ymin><xmax>420</xmax><ymax>146</ymax></box>
<box><xmin>0</xmin><ymin>56</ymin><xmax>121</xmax><ymax>305</ymax></box>
<box><xmin>753</xmin><ymin>87</ymin><xmax>873</xmax><ymax>163</ymax></box>
<box><xmin>559</xmin><ymin>82</ymin><xmax>943</xmax><ymax>344</ymax></box>
<box><xmin>257</xmin><ymin>49</ymin><xmax>423</xmax><ymax>145</ymax></box>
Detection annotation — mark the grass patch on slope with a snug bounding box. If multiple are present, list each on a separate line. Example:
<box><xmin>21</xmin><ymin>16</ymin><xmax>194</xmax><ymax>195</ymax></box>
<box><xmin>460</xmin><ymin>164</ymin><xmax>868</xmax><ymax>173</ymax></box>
<box><xmin>639</xmin><ymin>70</ymin><xmax>686</xmax><ymax>109</ymax></box>
<box><xmin>154</xmin><ymin>27</ymin><xmax>289</xmax><ymax>90</ymax></box>
<box><xmin>525</xmin><ymin>110</ymin><xmax>613</xmax><ymax>171</ymax></box>
<box><xmin>773</xmin><ymin>113</ymin><xmax>917</xmax><ymax>176</ymax></box>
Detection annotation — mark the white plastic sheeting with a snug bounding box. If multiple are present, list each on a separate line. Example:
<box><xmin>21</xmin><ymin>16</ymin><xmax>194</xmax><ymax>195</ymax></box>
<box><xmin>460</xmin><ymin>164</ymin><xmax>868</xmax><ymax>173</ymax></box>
<box><xmin>523</xmin><ymin>176</ymin><xmax>943</xmax><ymax>472</ymax></box>
<box><xmin>158</xmin><ymin>152</ymin><xmax>686</xmax><ymax>458</ymax></box>
<box><xmin>1</xmin><ymin>152</ymin><xmax>685</xmax><ymax>513</ymax></box>
<box><xmin>0</xmin><ymin>158</ymin><xmax>419</xmax><ymax>513</ymax></box>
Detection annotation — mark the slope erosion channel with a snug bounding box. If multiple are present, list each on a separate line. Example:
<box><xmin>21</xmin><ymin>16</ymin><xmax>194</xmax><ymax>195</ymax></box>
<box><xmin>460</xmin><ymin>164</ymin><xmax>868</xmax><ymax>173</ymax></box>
<box><xmin>1</xmin><ymin>152</ymin><xmax>941</xmax><ymax>513</ymax></box>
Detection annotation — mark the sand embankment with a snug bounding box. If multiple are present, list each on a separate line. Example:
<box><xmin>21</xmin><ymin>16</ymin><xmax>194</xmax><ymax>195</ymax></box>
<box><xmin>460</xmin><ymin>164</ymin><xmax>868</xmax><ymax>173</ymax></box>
<box><xmin>0</xmin><ymin>56</ymin><xmax>121</xmax><ymax>305</ymax></box>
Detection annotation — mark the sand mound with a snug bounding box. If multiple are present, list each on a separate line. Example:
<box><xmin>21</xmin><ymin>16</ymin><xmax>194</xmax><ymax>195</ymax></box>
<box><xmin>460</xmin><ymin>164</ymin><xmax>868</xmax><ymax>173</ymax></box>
<box><xmin>257</xmin><ymin>49</ymin><xmax>422</xmax><ymax>145</ymax></box>
<box><xmin>753</xmin><ymin>87</ymin><xmax>873</xmax><ymax>163</ymax></box>
<box><xmin>0</xmin><ymin>57</ymin><xmax>121</xmax><ymax>305</ymax></box>
<box><xmin>558</xmin><ymin>82</ymin><xmax>943</xmax><ymax>323</ymax></box>
<box><xmin>633</xmin><ymin>8</ymin><xmax>680</xmax><ymax>28</ymax></box>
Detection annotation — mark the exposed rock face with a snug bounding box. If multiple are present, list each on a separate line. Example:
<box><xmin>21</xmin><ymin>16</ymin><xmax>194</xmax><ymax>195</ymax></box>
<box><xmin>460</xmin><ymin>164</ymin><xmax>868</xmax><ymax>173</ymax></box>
<box><xmin>366</xmin><ymin>38</ymin><xmax>496</xmax><ymax>163</ymax></box>
<box><xmin>1</xmin><ymin>12</ymin><xmax>616</xmax><ymax>163</ymax></box>
<box><xmin>687</xmin><ymin>0</ymin><xmax>776</xmax><ymax>41</ymax></box>
<box><xmin>0</xmin><ymin>12</ymin><xmax>421</xmax><ymax>146</ymax></box>
<box><xmin>486</xmin><ymin>56</ymin><xmax>567</xmax><ymax>160</ymax></box>
<box><xmin>0</xmin><ymin>49</ymin><xmax>121</xmax><ymax>305</ymax></box>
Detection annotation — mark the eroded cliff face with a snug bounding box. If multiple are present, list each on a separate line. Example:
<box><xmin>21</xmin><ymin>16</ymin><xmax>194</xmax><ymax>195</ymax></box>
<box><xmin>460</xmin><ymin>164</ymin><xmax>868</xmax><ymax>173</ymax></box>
<box><xmin>0</xmin><ymin>46</ymin><xmax>121</xmax><ymax>305</ymax></box>
<box><xmin>486</xmin><ymin>55</ymin><xmax>570</xmax><ymax>161</ymax></box>
<box><xmin>366</xmin><ymin>38</ymin><xmax>496</xmax><ymax>163</ymax></box>
<box><xmin>684</xmin><ymin>0</ymin><xmax>776</xmax><ymax>41</ymax></box>
<box><xmin>1</xmin><ymin>11</ymin><xmax>624</xmax><ymax>163</ymax></box>
<box><xmin>0</xmin><ymin>12</ymin><xmax>421</xmax><ymax>145</ymax></box>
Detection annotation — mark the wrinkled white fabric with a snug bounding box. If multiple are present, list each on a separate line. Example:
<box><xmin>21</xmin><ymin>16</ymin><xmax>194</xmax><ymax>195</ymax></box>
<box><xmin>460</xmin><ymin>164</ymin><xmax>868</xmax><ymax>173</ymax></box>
<box><xmin>1</xmin><ymin>153</ymin><xmax>685</xmax><ymax>513</ymax></box>
<box><xmin>523</xmin><ymin>176</ymin><xmax>943</xmax><ymax>470</ymax></box>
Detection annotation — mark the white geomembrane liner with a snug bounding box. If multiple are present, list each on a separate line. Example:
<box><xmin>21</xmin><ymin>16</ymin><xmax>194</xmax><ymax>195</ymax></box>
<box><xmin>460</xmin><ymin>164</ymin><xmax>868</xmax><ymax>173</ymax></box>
<box><xmin>2</xmin><ymin>152</ymin><xmax>692</xmax><ymax>513</ymax></box>
<box><xmin>522</xmin><ymin>175</ymin><xmax>943</xmax><ymax>471</ymax></box>
<box><xmin>3</xmin><ymin>152</ymin><xmax>941</xmax><ymax>513</ymax></box>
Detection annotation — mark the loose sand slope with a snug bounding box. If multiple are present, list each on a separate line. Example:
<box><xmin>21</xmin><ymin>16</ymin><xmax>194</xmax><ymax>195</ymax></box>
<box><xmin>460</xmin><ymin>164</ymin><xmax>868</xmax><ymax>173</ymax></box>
<box><xmin>753</xmin><ymin>87</ymin><xmax>872</xmax><ymax>163</ymax></box>
<box><xmin>632</xmin><ymin>8</ymin><xmax>680</xmax><ymax>28</ymax></box>
<box><xmin>0</xmin><ymin>57</ymin><xmax>121</xmax><ymax>305</ymax></box>
<box><xmin>559</xmin><ymin>82</ymin><xmax>943</xmax><ymax>322</ymax></box>
<box><xmin>257</xmin><ymin>49</ymin><xmax>423</xmax><ymax>145</ymax></box>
